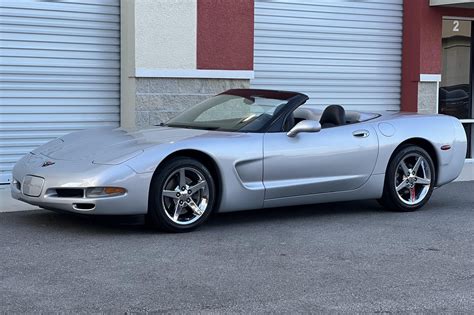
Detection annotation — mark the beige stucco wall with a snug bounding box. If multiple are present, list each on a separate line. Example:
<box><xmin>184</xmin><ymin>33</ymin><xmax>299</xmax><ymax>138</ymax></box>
<box><xmin>120</xmin><ymin>0</ymin><xmax>136</xmax><ymax>128</ymax></box>
<box><xmin>135</xmin><ymin>0</ymin><xmax>197</xmax><ymax>70</ymax></box>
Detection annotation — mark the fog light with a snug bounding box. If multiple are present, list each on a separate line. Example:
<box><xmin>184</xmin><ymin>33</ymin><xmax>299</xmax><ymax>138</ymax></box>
<box><xmin>12</xmin><ymin>178</ymin><xmax>21</xmax><ymax>190</ymax></box>
<box><xmin>86</xmin><ymin>187</ymin><xmax>126</xmax><ymax>198</ymax></box>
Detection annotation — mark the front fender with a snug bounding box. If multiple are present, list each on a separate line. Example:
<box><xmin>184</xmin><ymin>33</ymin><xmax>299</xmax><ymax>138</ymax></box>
<box><xmin>124</xmin><ymin>133</ymin><xmax>265</xmax><ymax>212</ymax></box>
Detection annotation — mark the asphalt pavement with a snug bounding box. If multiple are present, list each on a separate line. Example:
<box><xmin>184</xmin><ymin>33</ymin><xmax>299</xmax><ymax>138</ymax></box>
<box><xmin>0</xmin><ymin>181</ymin><xmax>473</xmax><ymax>313</ymax></box>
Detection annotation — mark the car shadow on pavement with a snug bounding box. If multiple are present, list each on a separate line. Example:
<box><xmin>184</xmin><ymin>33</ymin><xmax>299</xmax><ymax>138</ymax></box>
<box><xmin>208</xmin><ymin>200</ymin><xmax>383</xmax><ymax>228</ymax></box>
<box><xmin>4</xmin><ymin>199</ymin><xmax>384</xmax><ymax>234</ymax></box>
<box><xmin>4</xmin><ymin>210</ymin><xmax>152</xmax><ymax>235</ymax></box>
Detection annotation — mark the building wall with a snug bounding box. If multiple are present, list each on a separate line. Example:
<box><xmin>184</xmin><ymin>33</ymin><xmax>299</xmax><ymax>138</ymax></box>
<box><xmin>197</xmin><ymin>0</ymin><xmax>254</xmax><ymax>70</ymax></box>
<box><xmin>135</xmin><ymin>78</ymin><xmax>249</xmax><ymax>126</ymax></box>
<box><xmin>124</xmin><ymin>0</ymin><xmax>473</xmax><ymax>122</ymax></box>
<box><xmin>402</xmin><ymin>0</ymin><xmax>474</xmax><ymax>114</ymax></box>
<box><xmin>120</xmin><ymin>0</ymin><xmax>136</xmax><ymax>128</ymax></box>
<box><xmin>120</xmin><ymin>0</ymin><xmax>254</xmax><ymax>128</ymax></box>
<box><xmin>136</xmin><ymin>0</ymin><xmax>197</xmax><ymax>70</ymax></box>
<box><xmin>418</xmin><ymin>81</ymin><xmax>440</xmax><ymax>114</ymax></box>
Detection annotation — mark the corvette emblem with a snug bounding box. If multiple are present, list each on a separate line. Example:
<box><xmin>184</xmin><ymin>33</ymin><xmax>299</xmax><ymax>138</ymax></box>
<box><xmin>41</xmin><ymin>161</ymin><xmax>55</xmax><ymax>167</ymax></box>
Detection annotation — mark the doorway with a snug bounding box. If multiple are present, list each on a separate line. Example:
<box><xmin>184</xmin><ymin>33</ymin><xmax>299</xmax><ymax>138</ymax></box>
<box><xmin>439</xmin><ymin>18</ymin><xmax>473</xmax><ymax>158</ymax></box>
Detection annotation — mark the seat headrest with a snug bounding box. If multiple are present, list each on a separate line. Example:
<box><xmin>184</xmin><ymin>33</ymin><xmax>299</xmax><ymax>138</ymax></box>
<box><xmin>294</xmin><ymin>108</ymin><xmax>321</xmax><ymax>121</ymax></box>
<box><xmin>320</xmin><ymin>105</ymin><xmax>346</xmax><ymax>128</ymax></box>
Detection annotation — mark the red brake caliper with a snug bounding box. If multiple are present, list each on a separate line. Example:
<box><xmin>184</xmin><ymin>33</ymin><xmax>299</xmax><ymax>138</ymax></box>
<box><xmin>410</xmin><ymin>187</ymin><xmax>416</xmax><ymax>203</ymax></box>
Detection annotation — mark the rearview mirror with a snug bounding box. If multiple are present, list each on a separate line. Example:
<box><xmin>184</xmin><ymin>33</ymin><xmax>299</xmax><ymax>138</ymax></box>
<box><xmin>287</xmin><ymin>120</ymin><xmax>321</xmax><ymax>137</ymax></box>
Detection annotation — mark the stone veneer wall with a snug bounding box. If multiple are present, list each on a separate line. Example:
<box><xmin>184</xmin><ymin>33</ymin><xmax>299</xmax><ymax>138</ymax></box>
<box><xmin>417</xmin><ymin>81</ymin><xmax>438</xmax><ymax>114</ymax></box>
<box><xmin>134</xmin><ymin>78</ymin><xmax>250</xmax><ymax>128</ymax></box>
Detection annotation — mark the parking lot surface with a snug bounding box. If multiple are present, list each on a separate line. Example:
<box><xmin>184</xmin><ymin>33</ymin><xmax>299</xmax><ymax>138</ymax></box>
<box><xmin>0</xmin><ymin>182</ymin><xmax>473</xmax><ymax>313</ymax></box>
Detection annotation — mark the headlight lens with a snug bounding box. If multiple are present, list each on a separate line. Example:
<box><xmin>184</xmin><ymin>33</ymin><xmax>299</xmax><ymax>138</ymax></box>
<box><xmin>86</xmin><ymin>187</ymin><xmax>127</xmax><ymax>198</ymax></box>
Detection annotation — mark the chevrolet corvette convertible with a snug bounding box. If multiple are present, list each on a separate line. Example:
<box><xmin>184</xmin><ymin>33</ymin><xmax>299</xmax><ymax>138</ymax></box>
<box><xmin>11</xmin><ymin>89</ymin><xmax>467</xmax><ymax>232</ymax></box>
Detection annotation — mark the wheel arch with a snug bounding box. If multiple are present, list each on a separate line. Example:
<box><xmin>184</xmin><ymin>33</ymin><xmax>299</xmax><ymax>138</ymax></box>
<box><xmin>378</xmin><ymin>137</ymin><xmax>438</xmax><ymax>211</ymax></box>
<box><xmin>150</xmin><ymin>149</ymin><xmax>223</xmax><ymax>212</ymax></box>
<box><xmin>389</xmin><ymin>137</ymin><xmax>439</xmax><ymax>181</ymax></box>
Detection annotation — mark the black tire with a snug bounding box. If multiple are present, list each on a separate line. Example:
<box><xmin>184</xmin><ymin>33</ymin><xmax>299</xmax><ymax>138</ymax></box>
<box><xmin>147</xmin><ymin>157</ymin><xmax>216</xmax><ymax>232</ymax></box>
<box><xmin>378</xmin><ymin>145</ymin><xmax>436</xmax><ymax>212</ymax></box>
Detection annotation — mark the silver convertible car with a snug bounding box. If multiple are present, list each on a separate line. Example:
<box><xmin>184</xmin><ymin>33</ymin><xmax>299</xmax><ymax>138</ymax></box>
<box><xmin>12</xmin><ymin>89</ymin><xmax>467</xmax><ymax>232</ymax></box>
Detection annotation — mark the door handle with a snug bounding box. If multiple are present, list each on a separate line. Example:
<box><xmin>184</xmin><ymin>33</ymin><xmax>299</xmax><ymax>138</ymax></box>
<box><xmin>352</xmin><ymin>130</ymin><xmax>370</xmax><ymax>138</ymax></box>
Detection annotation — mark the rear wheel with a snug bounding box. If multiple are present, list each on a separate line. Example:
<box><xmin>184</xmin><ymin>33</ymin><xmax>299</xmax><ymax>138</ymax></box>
<box><xmin>147</xmin><ymin>157</ymin><xmax>216</xmax><ymax>232</ymax></box>
<box><xmin>379</xmin><ymin>145</ymin><xmax>435</xmax><ymax>212</ymax></box>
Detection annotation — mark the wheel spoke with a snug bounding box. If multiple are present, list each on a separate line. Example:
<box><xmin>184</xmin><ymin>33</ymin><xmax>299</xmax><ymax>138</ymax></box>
<box><xmin>416</xmin><ymin>177</ymin><xmax>431</xmax><ymax>185</ymax></box>
<box><xmin>421</xmin><ymin>160</ymin><xmax>427</xmax><ymax>177</ymax></box>
<box><xmin>413</xmin><ymin>157</ymin><xmax>423</xmax><ymax>173</ymax></box>
<box><xmin>179</xmin><ymin>168</ymin><xmax>186</xmax><ymax>188</ymax></box>
<box><xmin>189</xmin><ymin>180</ymin><xmax>207</xmax><ymax>194</ymax></box>
<box><xmin>173</xmin><ymin>202</ymin><xmax>183</xmax><ymax>221</ymax></box>
<box><xmin>162</xmin><ymin>190</ymin><xmax>178</xmax><ymax>199</ymax></box>
<box><xmin>187</xmin><ymin>199</ymin><xmax>203</xmax><ymax>216</ymax></box>
<box><xmin>396</xmin><ymin>180</ymin><xmax>408</xmax><ymax>192</ymax></box>
<box><xmin>400</xmin><ymin>160</ymin><xmax>410</xmax><ymax>176</ymax></box>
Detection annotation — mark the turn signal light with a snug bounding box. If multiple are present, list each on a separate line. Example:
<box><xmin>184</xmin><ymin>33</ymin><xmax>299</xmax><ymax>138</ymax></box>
<box><xmin>86</xmin><ymin>187</ymin><xmax>127</xmax><ymax>198</ymax></box>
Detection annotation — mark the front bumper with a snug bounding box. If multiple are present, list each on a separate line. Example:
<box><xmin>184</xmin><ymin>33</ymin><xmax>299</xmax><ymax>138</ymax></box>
<box><xmin>11</xmin><ymin>153</ymin><xmax>153</xmax><ymax>215</ymax></box>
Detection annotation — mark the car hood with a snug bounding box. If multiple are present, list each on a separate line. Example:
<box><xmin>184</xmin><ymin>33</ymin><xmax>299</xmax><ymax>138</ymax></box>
<box><xmin>33</xmin><ymin>126</ymin><xmax>210</xmax><ymax>164</ymax></box>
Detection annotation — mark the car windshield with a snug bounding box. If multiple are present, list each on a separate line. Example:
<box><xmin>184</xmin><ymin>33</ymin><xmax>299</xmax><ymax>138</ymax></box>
<box><xmin>165</xmin><ymin>92</ymin><xmax>291</xmax><ymax>132</ymax></box>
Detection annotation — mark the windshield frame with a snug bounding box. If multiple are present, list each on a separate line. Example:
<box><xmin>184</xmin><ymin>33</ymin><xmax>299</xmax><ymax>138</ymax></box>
<box><xmin>164</xmin><ymin>89</ymin><xmax>309</xmax><ymax>133</ymax></box>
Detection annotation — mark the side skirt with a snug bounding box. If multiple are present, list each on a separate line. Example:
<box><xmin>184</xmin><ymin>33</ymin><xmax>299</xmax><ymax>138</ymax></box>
<box><xmin>263</xmin><ymin>174</ymin><xmax>385</xmax><ymax>209</ymax></box>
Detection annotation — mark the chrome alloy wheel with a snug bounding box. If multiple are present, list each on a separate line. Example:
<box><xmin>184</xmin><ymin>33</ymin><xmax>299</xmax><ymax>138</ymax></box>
<box><xmin>161</xmin><ymin>167</ymin><xmax>210</xmax><ymax>225</ymax></box>
<box><xmin>394</xmin><ymin>153</ymin><xmax>432</xmax><ymax>206</ymax></box>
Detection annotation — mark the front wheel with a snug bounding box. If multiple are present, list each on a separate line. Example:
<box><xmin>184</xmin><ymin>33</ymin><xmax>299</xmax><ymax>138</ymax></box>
<box><xmin>379</xmin><ymin>145</ymin><xmax>435</xmax><ymax>212</ymax></box>
<box><xmin>147</xmin><ymin>157</ymin><xmax>216</xmax><ymax>232</ymax></box>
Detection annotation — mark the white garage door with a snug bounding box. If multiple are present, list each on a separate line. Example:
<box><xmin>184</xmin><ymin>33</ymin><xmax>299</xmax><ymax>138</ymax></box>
<box><xmin>0</xmin><ymin>0</ymin><xmax>120</xmax><ymax>183</ymax></box>
<box><xmin>252</xmin><ymin>0</ymin><xmax>403</xmax><ymax>111</ymax></box>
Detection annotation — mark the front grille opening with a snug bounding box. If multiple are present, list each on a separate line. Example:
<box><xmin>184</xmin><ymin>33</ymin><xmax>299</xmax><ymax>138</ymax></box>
<box><xmin>55</xmin><ymin>188</ymin><xmax>84</xmax><ymax>198</ymax></box>
<box><xmin>73</xmin><ymin>203</ymin><xmax>95</xmax><ymax>211</ymax></box>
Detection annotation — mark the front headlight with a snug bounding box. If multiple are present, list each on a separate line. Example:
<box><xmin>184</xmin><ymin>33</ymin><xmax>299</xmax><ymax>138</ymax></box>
<box><xmin>85</xmin><ymin>187</ymin><xmax>127</xmax><ymax>198</ymax></box>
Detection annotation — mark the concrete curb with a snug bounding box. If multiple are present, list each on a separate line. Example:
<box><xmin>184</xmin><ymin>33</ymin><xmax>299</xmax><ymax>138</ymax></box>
<box><xmin>0</xmin><ymin>185</ymin><xmax>39</xmax><ymax>213</ymax></box>
<box><xmin>456</xmin><ymin>159</ymin><xmax>474</xmax><ymax>182</ymax></box>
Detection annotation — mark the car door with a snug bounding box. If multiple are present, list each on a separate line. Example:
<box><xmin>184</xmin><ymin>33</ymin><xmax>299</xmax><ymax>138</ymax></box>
<box><xmin>263</xmin><ymin>123</ymin><xmax>379</xmax><ymax>200</ymax></box>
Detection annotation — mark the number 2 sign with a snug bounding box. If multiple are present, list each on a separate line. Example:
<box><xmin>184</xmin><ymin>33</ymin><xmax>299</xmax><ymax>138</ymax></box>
<box><xmin>452</xmin><ymin>20</ymin><xmax>460</xmax><ymax>32</ymax></box>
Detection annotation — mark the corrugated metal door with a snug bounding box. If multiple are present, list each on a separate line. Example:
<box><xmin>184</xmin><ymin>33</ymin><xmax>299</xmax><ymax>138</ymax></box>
<box><xmin>252</xmin><ymin>0</ymin><xmax>403</xmax><ymax>111</ymax></box>
<box><xmin>0</xmin><ymin>0</ymin><xmax>120</xmax><ymax>183</ymax></box>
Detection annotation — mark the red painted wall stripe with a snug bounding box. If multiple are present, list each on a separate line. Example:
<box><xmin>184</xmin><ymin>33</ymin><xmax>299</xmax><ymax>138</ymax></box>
<box><xmin>197</xmin><ymin>0</ymin><xmax>254</xmax><ymax>70</ymax></box>
<box><xmin>401</xmin><ymin>0</ymin><xmax>422</xmax><ymax>112</ymax></box>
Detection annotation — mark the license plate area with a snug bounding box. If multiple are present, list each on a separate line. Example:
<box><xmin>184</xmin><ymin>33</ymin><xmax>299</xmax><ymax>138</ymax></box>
<box><xmin>22</xmin><ymin>175</ymin><xmax>45</xmax><ymax>197</ymax></box>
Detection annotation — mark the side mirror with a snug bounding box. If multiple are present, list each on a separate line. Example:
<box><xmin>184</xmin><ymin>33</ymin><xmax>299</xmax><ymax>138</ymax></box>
<box><xmin>287</xmin><ymin>120</ymin><xmax>322</xmax><ymax>137</ymax></box>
